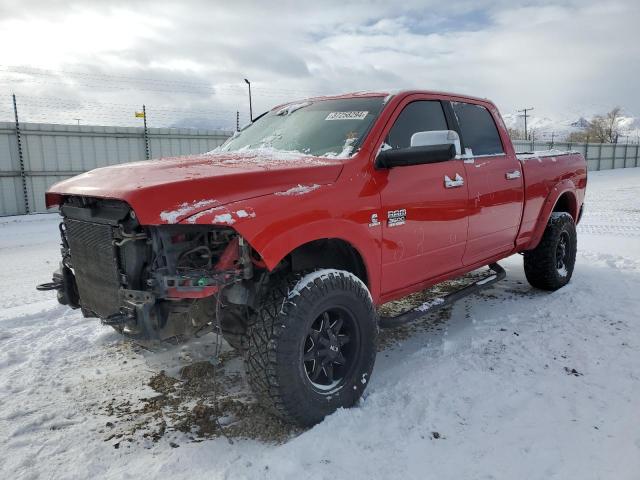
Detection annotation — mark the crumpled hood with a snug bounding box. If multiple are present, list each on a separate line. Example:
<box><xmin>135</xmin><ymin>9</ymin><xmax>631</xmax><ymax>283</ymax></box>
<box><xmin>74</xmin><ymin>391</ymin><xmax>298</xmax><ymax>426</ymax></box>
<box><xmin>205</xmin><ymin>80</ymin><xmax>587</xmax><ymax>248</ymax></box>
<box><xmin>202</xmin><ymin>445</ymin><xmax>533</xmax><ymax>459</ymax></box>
<box><xmin>46</xmin><ymin>149</ymin><xmax>343</xmax><ymax>224</ymax></box>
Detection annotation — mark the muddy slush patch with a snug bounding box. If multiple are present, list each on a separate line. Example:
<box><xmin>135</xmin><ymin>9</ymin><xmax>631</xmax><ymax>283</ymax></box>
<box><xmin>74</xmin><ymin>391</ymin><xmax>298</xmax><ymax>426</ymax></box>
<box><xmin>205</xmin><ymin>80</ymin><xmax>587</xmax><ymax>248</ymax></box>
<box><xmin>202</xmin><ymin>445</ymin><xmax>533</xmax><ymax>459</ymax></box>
<box><xmin>100</xmin><ymin>268</ymin><xmax>495</xmax><ymax>447</ymax></box>
<box><xmin>101</xmin><ymin>349</ymin><xmax>300</xmax><ymax>447</ymax></box>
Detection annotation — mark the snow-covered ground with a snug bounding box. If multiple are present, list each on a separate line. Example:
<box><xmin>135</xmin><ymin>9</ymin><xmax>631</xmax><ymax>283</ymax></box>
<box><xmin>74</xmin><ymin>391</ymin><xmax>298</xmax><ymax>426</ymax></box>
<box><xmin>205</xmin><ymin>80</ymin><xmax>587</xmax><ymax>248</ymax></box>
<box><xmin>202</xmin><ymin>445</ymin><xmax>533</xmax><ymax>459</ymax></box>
<box><xmin>1</xmin><ymin>169</ymin><xmax>639</xmax><ymax>479</ymax></box>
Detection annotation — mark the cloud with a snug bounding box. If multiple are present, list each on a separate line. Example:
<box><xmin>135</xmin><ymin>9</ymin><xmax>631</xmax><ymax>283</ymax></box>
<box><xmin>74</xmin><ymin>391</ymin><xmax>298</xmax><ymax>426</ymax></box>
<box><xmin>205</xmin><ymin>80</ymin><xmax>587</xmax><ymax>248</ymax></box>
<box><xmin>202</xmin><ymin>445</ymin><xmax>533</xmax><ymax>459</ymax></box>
<box><xmin>0</xmin><ymin>0</ymin><xmax>638</xmax><ymax>129</ymax></box>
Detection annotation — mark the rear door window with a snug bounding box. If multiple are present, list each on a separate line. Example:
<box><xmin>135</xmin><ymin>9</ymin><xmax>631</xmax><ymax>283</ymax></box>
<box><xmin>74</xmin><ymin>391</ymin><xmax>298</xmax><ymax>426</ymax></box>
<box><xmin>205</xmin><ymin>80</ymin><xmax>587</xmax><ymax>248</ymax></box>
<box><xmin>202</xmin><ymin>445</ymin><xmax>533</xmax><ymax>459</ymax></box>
<box><xmin>386</xmin><ymin>101</ymin><xmax>448</xmax><ymax>150</ymax></box>
<box><xmin>451</xmin><ymin>102</ymin><xmax>503</xmax><ymax>156</ymax></box>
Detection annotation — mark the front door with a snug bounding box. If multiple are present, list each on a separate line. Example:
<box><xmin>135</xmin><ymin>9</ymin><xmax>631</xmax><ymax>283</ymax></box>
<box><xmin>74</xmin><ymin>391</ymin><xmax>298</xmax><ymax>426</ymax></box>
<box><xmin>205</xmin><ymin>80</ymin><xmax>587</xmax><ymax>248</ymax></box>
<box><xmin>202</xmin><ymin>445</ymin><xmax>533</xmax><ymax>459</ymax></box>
<box><xmin>375</xmin><ymin>98</ymin><xmax>470</xmax><ymax>295</ymax></box>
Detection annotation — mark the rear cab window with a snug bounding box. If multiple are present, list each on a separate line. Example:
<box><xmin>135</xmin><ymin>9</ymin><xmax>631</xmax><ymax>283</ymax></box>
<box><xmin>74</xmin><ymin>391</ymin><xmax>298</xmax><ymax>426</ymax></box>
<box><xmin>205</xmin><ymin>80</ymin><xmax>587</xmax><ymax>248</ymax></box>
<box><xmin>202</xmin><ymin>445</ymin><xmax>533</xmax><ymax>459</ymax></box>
<box><xmin>451</xmin><ymin>102</ymin><xmax>504</xmax><ymax>156</ymax></box>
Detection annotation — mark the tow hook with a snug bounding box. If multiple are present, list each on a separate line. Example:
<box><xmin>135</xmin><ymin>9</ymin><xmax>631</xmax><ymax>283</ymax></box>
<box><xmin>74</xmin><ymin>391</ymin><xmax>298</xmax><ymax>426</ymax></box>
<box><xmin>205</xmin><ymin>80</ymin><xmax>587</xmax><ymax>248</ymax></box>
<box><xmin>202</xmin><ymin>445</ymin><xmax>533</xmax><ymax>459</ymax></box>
<box><xmin>36</xmin><ymin>281</ymin><xmax>62</xmax><ymax>291</ymax></box>
<box><xmin>36</xmin><ymin>265</ymin><xmax>80</xmax><ymax>308</ymax></box>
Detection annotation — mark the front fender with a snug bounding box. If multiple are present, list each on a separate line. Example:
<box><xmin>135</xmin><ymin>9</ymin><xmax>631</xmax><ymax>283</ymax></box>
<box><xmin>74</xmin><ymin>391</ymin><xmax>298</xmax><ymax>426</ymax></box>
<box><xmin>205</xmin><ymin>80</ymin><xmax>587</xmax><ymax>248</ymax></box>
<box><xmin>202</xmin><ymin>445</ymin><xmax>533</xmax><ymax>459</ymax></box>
<box><xmin>180</xmin><ymin>187</ymin><xmax>382</xmax><ymax>302</ymax></box>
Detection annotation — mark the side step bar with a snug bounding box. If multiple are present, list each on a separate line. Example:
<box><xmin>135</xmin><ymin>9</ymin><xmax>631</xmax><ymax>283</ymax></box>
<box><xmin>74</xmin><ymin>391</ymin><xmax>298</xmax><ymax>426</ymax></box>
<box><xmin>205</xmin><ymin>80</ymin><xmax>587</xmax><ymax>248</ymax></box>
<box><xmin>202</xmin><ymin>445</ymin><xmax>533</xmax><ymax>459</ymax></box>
<box><xmin>379</xmin><ymin>263</ymin><xmax>506</xmax><ymax>329</ymax></box>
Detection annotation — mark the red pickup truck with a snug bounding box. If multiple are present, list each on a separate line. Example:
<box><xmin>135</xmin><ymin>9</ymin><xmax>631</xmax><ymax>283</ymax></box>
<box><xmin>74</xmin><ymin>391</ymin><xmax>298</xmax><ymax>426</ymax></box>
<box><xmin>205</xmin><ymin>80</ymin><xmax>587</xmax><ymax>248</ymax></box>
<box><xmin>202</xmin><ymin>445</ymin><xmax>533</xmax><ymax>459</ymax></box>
<box><xmin>40</xmin><ymin>90</ymin><xmax>587</xmax><ymax>426</ymax></box>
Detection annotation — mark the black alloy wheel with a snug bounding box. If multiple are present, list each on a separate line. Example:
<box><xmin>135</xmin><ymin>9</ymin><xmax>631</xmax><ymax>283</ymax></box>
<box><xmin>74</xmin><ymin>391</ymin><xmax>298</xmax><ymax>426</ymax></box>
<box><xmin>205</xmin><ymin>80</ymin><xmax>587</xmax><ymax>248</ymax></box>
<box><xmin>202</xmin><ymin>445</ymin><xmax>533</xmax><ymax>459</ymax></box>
<box><xmin>303</xmin><ymin>308</ymin><xmax>358</xmax><ymax>391</ymax></box>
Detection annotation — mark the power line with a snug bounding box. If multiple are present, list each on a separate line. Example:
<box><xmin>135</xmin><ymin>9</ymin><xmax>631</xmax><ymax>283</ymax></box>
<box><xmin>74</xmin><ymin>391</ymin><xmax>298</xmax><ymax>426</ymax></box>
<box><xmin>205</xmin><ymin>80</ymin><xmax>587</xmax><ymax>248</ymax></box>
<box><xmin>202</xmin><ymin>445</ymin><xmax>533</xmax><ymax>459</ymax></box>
<box><xmin>0</xmin><ymin>65</ymin><xmax>329</xmax><ymax>96</ymax></box>
<box><xmin>0</xmin><ymin>66</ymin><xmax>328</xmax><ymax>98</ymax></box>
<box><xmin>12</xmin><ymin>95</ymin><xmax>240</xmax><ymax>116</ymax></box>
<box><xmin>4</xmin><ymin>96</ymin><xmax>245</xmax><ymax>119</ymax></box>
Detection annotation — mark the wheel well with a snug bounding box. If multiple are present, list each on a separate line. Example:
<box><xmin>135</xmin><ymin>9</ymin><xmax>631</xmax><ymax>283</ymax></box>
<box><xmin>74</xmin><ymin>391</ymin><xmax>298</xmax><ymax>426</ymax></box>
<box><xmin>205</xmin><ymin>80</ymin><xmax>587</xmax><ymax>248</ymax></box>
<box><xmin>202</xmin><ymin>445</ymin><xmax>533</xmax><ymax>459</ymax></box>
<box><xmin>552</xmin><ymin>192</ymin><xmax>577</xmax><ymax>219</ymax></box>
<box><xmin>283</xmin><ymin>238</ymin><xmax>368</xmax><ymax>288</ymax></box>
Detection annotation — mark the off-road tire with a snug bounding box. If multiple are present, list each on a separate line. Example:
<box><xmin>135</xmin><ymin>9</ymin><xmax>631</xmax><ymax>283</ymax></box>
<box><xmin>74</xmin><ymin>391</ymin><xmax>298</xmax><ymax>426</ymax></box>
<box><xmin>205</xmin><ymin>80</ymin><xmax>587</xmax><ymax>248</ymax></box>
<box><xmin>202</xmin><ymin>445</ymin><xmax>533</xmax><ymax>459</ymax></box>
<box><xmin>524</xmin><ymin>212</ymin><xmax>577</xmax><ymax>291</ymax></box>
<box><xmin>244</xmin><ymin>270</ymin><xmax>377</xmax><ymax>427</ymax></box>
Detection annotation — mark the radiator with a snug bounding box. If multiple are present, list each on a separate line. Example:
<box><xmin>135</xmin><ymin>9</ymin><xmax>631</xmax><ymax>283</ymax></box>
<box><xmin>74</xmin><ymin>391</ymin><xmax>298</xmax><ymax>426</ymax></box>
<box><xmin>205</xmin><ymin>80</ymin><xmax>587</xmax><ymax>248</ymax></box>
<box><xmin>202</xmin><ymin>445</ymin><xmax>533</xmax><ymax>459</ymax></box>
<box><xmin>64</xmin><ymin>219</ymin><xmax>122</xmax><ymax>318</ymax></box>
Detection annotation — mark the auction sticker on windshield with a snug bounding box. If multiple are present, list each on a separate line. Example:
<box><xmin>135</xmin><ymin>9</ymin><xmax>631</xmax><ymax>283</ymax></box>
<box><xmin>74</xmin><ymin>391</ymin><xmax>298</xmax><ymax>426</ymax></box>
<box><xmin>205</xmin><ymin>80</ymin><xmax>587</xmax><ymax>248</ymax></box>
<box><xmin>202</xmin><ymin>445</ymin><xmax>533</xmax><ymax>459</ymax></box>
<box><xmin>325</xmin><ymin>111</ymin><xmax>368</xmax><ymax>120</ymax></box>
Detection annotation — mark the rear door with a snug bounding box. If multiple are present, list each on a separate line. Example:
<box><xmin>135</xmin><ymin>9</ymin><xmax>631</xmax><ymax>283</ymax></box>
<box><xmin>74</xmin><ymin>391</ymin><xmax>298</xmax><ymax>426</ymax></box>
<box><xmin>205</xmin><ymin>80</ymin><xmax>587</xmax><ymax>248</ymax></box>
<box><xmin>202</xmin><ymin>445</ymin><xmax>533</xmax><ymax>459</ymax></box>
<box><xmin>449</xmin><ymin>101</ymin><xmax>524</xmax><ymax>265</ymax></box>
<box><xmin>375</xmin><ymin>97</ymin><xmax>470</xmax><ymax>294</ymax></box>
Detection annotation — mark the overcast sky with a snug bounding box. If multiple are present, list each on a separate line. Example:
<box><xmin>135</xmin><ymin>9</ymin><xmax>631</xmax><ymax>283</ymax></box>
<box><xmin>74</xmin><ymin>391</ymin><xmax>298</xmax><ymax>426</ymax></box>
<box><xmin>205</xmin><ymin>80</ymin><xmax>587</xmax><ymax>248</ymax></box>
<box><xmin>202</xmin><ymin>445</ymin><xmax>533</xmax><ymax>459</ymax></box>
<box><xmin>0</xmin><ymin>0</ymin><xmax>638</xmax><ymax>130</ymax></box>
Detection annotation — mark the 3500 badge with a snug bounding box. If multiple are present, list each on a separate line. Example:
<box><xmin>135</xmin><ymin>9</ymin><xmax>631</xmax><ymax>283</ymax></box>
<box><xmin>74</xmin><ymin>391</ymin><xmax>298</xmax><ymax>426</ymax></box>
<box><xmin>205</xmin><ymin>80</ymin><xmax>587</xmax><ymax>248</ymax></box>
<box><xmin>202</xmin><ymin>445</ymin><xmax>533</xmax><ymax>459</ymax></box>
<box><xmin>387</xmin><ymin>209</ymin><xmax>406</xmax><ymax>227</ymax></box>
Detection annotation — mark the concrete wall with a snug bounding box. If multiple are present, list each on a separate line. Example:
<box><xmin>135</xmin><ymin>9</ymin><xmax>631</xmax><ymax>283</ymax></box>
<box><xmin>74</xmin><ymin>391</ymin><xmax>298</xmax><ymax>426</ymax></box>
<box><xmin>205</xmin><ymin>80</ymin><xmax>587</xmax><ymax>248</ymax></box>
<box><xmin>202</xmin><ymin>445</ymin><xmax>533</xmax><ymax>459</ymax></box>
<box><xmin>0</xmin><ymin>122</ymin><xmax>232</xmax><ymax>216</ymax></box>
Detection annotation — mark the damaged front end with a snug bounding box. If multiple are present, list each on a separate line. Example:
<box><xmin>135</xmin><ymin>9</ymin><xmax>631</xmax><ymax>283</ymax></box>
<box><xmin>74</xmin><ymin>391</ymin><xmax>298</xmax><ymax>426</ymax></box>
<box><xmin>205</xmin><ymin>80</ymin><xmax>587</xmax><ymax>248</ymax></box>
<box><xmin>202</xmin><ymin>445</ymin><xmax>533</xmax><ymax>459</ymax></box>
<box><xmin>37</xmin><ymin>196</ymin><xmax>256</xmax><ymax>342</ymax></box>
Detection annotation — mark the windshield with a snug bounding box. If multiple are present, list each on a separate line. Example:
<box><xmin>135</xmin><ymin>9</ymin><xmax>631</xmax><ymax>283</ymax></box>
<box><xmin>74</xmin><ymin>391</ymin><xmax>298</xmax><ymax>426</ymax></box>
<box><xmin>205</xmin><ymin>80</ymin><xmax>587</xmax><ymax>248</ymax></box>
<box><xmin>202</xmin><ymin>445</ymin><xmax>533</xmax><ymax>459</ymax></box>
<box><xmin>219</xmin><ymin>97</ymin><xmax>384</xmax><ymax>158</ymax></box>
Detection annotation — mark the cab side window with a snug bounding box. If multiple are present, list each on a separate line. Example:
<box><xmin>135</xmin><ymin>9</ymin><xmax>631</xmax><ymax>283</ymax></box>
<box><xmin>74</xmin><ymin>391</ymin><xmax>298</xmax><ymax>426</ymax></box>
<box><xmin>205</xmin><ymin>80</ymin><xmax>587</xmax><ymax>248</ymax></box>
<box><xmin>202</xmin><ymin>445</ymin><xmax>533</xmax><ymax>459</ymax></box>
<box><xmin>386</xmin><ymin>101</ymin><xmax>448</xmax><ymax>150</ymax></box>
<box><xmin>451</xmin><ymin>102</ymin><xmax>504</xmax><ymax>156</ymax></box>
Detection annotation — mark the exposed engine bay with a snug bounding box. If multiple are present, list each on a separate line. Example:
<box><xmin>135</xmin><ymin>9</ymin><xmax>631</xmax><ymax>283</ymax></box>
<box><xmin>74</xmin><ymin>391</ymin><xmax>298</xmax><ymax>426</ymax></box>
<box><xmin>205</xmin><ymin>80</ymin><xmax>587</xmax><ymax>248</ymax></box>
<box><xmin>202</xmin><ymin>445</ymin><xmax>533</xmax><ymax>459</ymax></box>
<box><xmin>39</xmin><ymin>196</ymin><xmax>262</xmax><ymax>342</ymax></box>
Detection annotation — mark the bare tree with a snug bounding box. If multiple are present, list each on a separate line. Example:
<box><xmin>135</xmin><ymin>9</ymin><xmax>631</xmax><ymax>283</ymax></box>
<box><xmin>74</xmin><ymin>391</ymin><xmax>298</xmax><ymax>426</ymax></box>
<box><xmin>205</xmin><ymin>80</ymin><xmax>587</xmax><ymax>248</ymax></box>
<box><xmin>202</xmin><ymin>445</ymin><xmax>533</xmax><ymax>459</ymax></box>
<box><xmin>567</xmin><ymin>130</ymin><xmax>589</xmax><ymax>142</ymax></box>
<box><xmin>507</xmin><ymin>127</ymin><xmax>524</xmax><ymax>140</ymax></box>
<box><xmin>586</xmin><ymin>107</ymin><xmax>624</xmax><ymax>143</ymax></box>
<box><xmin>567</xmin><ymin>107</ymin><xmax>624</xmax><ymax>143</ymax></box>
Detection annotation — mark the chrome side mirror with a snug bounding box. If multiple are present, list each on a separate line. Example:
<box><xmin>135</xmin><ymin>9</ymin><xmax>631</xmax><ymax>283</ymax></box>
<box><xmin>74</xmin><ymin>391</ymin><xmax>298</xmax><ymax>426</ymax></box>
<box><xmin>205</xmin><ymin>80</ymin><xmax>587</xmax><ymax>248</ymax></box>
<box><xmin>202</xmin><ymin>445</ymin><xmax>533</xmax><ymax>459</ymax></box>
<box><xmin>410</xmin><ymin>130</ymin><xmax>461</xmax><ymax>156</ymax></box>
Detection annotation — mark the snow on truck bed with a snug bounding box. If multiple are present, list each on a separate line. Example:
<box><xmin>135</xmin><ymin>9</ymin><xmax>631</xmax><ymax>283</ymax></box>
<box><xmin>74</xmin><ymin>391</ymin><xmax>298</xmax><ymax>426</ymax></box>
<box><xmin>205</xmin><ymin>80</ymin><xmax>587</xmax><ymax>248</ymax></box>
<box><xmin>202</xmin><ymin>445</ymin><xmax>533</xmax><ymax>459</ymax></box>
<box><xmin>516</xmin><ymin>148</ymin><xmax>580</xmax><ymax>160</ymax></box>
<box><xmin>1</xmin><ymin>169</ymin><xmax>640</xmax><ymax>479</ymax></box>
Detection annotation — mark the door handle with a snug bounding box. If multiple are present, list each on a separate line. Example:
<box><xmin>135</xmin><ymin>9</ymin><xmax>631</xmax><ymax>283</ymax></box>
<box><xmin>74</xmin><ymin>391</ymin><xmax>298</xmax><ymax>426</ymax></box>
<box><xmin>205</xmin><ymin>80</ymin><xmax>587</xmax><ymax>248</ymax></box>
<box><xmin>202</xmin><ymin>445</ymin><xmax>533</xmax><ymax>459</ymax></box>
<box><xmin>444</xmin><ymin>173</ymin><xmax>464</xmax><ymax>188</ymax></box>
<box><xmin>505</xmin><ymin>170</ymin><xmax>521</xmax><ymax>180</ymax></box>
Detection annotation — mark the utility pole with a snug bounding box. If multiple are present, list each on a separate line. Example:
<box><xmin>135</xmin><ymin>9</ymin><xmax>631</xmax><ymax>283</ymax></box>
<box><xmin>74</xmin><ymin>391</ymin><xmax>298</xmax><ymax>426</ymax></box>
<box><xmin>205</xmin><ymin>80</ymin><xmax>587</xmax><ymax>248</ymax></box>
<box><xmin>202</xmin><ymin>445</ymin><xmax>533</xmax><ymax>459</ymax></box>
<box><xmin>244</xmin><ymin>78</ymin><xmax>253</xmax><ymax>122</ymax></box>
<box><xmin>12</xmin><ymin>93</ymin><xmax>29</xmax><ymax>214</ymax></box>
<box><xmin>236</xmin><ymin>111</ymin><xmax>240</xmax><ymax>131</ymax></box>
<box><xmin>74</xmin><ymin>118</ymin><xmax>81</xmax><ymax>125</ymax></box>
<box><xmin>517</xmin><ymin>107</ymin><xmax>534</xmax><ymax>140</ymax></box>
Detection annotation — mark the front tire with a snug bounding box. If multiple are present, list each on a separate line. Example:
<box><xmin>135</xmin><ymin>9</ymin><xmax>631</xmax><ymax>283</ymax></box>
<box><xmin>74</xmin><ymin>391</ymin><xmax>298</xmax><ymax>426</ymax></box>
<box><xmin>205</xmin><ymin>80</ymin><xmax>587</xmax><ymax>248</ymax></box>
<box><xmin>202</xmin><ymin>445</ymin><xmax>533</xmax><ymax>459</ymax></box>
<box><xmin>245</xmin><ymin>270</ymin><xmax>377</xmax><ymax>427</ymax></box>
<box><xmin>524</xmin><ymin>212</ymin><xmax>577</xmax><ymax>291</ymax></box>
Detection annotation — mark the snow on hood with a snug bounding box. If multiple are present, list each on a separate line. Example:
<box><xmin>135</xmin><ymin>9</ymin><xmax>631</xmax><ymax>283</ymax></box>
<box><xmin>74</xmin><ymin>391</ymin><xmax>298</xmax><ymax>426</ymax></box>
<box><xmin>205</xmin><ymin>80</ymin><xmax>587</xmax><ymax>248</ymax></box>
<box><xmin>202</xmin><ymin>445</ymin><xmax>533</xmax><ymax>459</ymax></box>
<box><xmin>159</xmin><ymin>199</ymin><xmax>219</xmax><ymax>224</ymax></box>
<box><xmin>47</xmin><ymin>148</ymin><xmax>343</xmax><ymax>225</ymax></box>
<box><xmin>274</xmin><ymin>184</ymin><xmax>321</xmax><ymax>196</ymax></box>
<box><xmin>203</xmin><ymin>146</ymin><xmax>335</xmax><ymax>168</ymax></box>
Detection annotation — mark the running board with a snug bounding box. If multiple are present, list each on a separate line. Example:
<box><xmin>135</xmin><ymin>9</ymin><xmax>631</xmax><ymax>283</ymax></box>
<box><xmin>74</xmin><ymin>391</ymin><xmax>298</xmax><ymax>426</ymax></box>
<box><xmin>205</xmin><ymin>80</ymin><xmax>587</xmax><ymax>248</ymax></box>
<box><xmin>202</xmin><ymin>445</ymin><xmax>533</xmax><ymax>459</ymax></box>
<box><xmin>378</xmin><ymin>263</ymin><xmax>506</xmax><ymax>329</ymax></box>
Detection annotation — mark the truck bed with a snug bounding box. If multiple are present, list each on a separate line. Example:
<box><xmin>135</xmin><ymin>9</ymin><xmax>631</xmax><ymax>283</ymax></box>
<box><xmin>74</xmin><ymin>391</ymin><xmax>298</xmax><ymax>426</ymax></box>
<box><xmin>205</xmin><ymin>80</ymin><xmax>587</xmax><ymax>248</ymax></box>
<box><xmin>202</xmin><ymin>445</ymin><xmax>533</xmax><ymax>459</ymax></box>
<box><xmin>515</xmin><ymin>149</ymin><xmax>587</xmax><ymax>250</ymax></box>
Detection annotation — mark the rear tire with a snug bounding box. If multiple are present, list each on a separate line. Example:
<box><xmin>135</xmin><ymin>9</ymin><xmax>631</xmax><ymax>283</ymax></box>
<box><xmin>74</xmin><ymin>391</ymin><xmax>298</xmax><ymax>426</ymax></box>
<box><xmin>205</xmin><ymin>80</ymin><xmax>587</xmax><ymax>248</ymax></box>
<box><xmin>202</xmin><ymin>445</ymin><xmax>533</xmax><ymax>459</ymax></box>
<box><xmin>524</xmin><ymin>212</ymin><xmax>577</xmax><ymax>291</ymax></box>
<box><xmin>244</xmin><ymin>270</ymin><xmax>377</xmax><ymax>427</ymax></box>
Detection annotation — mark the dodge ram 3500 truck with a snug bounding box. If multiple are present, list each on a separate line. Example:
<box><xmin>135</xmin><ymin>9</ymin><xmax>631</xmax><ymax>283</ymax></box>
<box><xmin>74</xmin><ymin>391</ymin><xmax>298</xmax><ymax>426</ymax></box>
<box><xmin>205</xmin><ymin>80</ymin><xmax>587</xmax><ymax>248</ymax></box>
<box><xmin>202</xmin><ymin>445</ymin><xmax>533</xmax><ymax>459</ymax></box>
<box><xmin>39</xmin><ymin>91</ymin><xmax>587</xmax><ymax>426</ymax></box>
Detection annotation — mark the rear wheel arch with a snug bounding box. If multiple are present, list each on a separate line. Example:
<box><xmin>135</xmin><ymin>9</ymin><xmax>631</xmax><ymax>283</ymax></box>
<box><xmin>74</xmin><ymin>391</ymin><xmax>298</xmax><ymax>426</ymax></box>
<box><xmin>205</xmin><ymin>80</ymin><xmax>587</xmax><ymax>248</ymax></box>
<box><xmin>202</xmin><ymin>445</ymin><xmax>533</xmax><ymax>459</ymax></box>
<box><xmin>552</xmin><ymin>190</ymin><xmax>578</xmax><ymax>220</ymax></box>
<box><xmin>525</xmin><ymin>181</ymin><xmax>579</xmax><ymax>250</ymax></box>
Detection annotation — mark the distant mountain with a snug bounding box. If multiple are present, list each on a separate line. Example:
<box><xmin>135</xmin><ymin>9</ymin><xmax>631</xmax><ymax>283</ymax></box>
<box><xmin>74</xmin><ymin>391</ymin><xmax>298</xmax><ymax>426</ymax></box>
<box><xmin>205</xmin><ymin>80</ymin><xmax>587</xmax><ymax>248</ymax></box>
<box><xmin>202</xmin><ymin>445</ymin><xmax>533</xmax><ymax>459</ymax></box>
<box><xmin>570</xmin><ymin>117</ymin><xmax>590</xmax><ymax>129</ymax></box>
<box><xmin>502</xmin><ymin>111</ymin><xmax>640</xmax><ymax>141</ymax></box>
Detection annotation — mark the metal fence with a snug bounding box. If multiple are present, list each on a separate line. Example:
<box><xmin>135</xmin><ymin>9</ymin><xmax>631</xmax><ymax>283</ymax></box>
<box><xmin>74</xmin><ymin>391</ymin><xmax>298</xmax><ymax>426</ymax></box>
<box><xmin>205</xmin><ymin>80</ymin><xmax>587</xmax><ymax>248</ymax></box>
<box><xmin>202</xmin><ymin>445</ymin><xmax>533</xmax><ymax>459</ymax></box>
<box><xmin>1</xmin><ymin>123</ymin><xmax>639</xmax><ymax>217</ymax></box>
<box><xmin>512</xmin><ymin>140</ymin><xmax>640</xmax><ymax>171</ymax></box>
<box><xmin>0</xmin><ymin>121</ymin><xmax>232</xmax><ymax>216</ymax></box>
